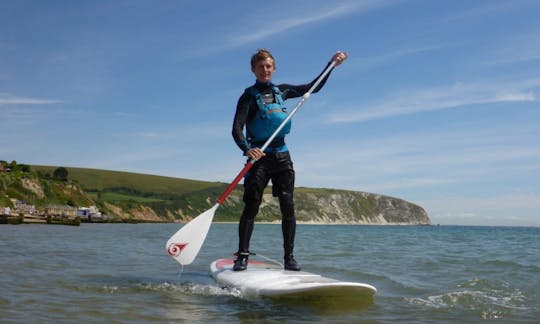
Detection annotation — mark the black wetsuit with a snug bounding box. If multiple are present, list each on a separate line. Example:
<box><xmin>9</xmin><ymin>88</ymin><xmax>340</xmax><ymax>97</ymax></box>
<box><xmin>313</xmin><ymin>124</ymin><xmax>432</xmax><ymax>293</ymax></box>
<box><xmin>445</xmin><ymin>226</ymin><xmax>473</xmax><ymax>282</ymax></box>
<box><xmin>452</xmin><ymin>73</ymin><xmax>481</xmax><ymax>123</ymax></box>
<box><xmin>231</xmin><ymin>62</ymin><xmax>334</xmax><ymax>259</ymax></box>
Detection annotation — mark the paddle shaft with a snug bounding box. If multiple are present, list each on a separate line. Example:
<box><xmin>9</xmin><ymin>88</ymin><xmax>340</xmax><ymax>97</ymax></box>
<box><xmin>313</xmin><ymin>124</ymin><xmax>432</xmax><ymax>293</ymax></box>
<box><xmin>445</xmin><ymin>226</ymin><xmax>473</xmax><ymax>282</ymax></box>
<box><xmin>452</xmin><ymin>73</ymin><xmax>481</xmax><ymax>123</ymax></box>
<box><xmin>216</xmin><ymin>60</ymin><xmax>337</xmax><ymax>205</ymax></box>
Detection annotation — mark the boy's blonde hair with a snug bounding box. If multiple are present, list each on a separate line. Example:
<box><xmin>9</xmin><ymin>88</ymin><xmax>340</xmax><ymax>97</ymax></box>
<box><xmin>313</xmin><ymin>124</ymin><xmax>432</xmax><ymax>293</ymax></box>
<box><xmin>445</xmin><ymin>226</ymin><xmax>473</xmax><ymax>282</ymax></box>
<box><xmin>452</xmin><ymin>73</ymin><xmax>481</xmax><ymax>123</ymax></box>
<box><xmin>251</xmin><ymin>49</ymin><xmax>275</xmax><ymax>68</ymax></box>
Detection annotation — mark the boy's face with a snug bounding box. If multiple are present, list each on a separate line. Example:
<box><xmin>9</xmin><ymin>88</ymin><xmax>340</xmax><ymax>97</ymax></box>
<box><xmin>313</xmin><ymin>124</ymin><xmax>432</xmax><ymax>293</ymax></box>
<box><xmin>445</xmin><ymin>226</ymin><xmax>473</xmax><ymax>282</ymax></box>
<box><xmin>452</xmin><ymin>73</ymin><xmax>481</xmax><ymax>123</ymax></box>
<box><xmin>251</xmin><ymin>57</ymin><xmax>275</xmax><ymax>83</ymax></box>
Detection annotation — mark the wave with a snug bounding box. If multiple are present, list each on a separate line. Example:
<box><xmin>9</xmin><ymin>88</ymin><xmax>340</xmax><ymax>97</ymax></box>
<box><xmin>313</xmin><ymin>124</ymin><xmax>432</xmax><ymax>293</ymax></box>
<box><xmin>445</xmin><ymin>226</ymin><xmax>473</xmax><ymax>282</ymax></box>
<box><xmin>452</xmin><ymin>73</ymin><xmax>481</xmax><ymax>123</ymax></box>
<box><xmin>72</xmin><ymin>278</ymin><xmax>242</xmax><ymax>299</ymax></box>
<box><xmin>482</xmin><ymin>259</ymin><xmax>540</xmax><ymax>272</ymax></box>
<box><xmin>407</xmin><ymin>278</ymin><xmax>528</xmax><ymax>320</ymax></box>
<box><xmin>136</xmin><ymin>281</ymin><xmax>243</xmax><ymax>298</ymax></box>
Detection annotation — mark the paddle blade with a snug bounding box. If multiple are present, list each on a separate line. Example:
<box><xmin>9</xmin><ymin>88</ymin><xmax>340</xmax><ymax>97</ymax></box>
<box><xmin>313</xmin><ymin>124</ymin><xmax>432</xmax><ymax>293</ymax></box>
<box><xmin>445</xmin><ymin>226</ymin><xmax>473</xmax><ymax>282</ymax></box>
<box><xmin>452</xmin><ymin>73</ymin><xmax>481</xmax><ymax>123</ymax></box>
<box><xmin>166</xmin><ymin>204</ymin><xmax>219</xmax><ymax>265</ymax></box>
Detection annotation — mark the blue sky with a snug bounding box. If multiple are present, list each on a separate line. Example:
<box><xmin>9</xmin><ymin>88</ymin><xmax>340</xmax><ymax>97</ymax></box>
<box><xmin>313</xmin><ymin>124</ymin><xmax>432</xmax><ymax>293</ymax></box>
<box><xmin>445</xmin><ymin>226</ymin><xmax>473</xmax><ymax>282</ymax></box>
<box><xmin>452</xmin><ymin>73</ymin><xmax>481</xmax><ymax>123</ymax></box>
<box><xmin>1</xmin><ymin>0</ymin><xmax>539</xmax><ymax>226</ymax></box>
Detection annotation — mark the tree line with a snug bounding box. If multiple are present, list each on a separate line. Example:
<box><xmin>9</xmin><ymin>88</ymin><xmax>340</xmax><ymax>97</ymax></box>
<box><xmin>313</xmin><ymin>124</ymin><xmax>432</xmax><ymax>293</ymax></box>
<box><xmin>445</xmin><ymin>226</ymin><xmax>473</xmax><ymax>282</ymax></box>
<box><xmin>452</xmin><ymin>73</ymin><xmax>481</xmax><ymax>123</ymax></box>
<box><xmin>1</xmin><ymin>161</ymin><xmax>69</xmax><ymax>180</ymax></box>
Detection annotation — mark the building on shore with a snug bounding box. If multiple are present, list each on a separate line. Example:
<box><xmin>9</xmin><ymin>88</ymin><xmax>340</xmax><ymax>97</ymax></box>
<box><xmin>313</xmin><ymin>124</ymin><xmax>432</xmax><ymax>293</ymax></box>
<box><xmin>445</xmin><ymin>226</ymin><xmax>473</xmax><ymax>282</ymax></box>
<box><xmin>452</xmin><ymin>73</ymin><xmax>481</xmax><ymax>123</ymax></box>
<box><xmin>44</xmin><ymin>205</ymin><xmax>77</xmax><ymax>218</ymax></box>
<box><xmin>1</xmin><ymin>199</ymin><xmax>107</xmax><ymax>225</ymax></box>
<box><xmin>77</xmin><ymin>206</ymin><xmax>107</xmax><ymax>221</ymax></box>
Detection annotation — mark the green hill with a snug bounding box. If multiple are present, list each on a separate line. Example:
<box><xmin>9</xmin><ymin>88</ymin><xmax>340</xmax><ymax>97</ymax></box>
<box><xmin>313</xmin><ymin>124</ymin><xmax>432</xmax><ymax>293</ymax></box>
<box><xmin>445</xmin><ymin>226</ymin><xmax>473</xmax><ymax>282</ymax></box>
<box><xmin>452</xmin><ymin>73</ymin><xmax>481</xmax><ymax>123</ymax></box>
<box><xmin>31</xmin><ymin>165</ymin><xmax>233</xmax><ymax>221</ymax></box>
<box><xmin>1</xmin><ymin>163</ymin><xmax>430</xmax><ymax>225</ymax></box>
<box><xmin>32</xmin><ymin>165</ymin><xmax>224</xmax><ymax>194</ymax></box>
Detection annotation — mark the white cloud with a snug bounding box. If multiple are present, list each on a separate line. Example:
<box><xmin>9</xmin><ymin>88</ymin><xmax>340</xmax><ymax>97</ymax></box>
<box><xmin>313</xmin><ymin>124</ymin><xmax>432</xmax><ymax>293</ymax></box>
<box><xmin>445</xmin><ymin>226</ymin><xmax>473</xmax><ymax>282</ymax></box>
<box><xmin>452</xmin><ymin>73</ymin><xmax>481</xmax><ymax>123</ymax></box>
<box><xmin>227</xmin><ymin>3</ymin><xmax>354</xmax><ymax>47</ymax></box>
<box><xmin>176</xmin><ymin>0</ymin><xmax>400</xmax><ymax>59</ymax></box>
<box><xmin>293</xmin><ymin>120</ymin><xmax>540</xmax><ymax>194</ymax></box>
<box><xmin>0</xmin><ymin>94</ymin><xmax>61</xmax><ymax>105</ymax></box>
<box><xmin>327</xmin><ymin>78</ymin><xmax>539</xmax><ymax>123</ymax></box>
<box><xmin>424</xmin><ymin>193</ymin><xmax>540</xmax><ymax>226</ymax></box>
<box><xmin>226</xmin><ymin>0</ymin><xmax>397</xmax><ymax>48</ymax></box>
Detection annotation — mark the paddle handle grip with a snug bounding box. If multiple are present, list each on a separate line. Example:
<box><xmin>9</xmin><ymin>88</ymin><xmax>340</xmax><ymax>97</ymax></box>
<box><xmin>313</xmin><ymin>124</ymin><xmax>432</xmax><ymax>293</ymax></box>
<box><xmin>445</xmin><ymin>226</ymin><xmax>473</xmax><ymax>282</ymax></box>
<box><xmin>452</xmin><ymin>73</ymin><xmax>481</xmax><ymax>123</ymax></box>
<box><xmin>216</xmin><ymin>161</ymin><xmax>254</xmax><ymax>204</ymax></box>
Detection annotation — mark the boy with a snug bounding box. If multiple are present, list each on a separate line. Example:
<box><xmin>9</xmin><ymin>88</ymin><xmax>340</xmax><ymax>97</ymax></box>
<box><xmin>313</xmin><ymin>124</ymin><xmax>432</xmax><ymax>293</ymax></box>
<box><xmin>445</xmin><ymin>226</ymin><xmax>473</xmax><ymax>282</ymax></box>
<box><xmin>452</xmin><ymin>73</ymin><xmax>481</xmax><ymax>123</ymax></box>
<box><xmin>231</xmin><ymin>49</ymin><xmax>348</xmax><ymax>271</ymax></box>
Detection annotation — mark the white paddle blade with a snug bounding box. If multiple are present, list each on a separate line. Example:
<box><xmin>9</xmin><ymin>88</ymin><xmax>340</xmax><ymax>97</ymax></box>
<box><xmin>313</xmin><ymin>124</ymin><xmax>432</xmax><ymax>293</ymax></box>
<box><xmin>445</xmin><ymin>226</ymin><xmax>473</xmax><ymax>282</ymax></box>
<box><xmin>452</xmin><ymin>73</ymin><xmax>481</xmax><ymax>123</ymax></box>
<box><xmin>166</xmin><ymin>204</ymin><xmax>219</xmax><ymax>266</ymax></box>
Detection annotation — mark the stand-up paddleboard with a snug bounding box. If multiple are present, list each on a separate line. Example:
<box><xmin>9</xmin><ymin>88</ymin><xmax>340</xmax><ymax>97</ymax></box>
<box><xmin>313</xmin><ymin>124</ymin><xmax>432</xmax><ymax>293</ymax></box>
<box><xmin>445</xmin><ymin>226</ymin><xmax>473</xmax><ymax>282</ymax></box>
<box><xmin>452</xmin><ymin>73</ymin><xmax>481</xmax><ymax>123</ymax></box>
<box><xmin>210</xmin><ymin>258</ymin><xmax>376</xmax><ymax>301</ymax></box>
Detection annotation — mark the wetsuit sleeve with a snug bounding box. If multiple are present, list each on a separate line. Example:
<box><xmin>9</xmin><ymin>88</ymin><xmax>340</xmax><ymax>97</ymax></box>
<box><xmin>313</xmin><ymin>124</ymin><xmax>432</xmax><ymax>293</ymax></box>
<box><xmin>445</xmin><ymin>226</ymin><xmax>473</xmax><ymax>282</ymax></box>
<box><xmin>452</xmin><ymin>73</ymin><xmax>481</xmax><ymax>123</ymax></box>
<box><xmin>232</xmin><ymin>92</ymin><xmax>251</xmax><ymax>154</ymax></box>
<box><xmin>278</xmin><ymin>62</ymin><xmax>334</xmax><ymax>99</ymax></box>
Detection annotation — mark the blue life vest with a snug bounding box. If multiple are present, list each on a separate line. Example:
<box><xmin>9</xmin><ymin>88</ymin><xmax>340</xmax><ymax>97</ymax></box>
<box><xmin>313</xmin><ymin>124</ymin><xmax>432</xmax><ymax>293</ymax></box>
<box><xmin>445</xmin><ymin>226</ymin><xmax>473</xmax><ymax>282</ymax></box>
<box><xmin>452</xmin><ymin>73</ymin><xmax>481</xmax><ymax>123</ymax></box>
<box><xmin>245</xmin><ymin>86</ymin><xmax>291</xmax><ymax>144</ymax></box>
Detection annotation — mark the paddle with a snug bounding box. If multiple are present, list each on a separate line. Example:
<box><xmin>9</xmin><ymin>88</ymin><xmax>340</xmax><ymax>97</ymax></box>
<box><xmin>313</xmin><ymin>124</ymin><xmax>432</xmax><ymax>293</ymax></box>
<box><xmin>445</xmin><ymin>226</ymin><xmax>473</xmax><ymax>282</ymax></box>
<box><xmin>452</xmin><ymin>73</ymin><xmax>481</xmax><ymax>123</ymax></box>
<box><xmin>166</xmin><ymin>59</ymin><xmax>338</xmax><ymax>266</ymax></box>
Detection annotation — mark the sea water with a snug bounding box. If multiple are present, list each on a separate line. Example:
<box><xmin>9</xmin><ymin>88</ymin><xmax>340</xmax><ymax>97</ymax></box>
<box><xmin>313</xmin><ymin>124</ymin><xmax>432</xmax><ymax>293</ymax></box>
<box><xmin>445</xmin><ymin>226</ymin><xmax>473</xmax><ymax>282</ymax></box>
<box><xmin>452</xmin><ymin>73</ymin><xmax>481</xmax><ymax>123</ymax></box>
<box><xmin>1</xmin><ymin>223</ymin><xmax>538</xmax><ymax>323</ymax></box>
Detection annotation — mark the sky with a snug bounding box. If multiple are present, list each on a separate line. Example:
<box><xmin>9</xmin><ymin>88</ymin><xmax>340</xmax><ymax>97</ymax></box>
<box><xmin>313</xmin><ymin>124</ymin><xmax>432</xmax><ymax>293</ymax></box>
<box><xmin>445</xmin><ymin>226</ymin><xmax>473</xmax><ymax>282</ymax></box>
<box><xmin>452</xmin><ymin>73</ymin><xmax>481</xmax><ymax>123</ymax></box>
<box><xmin>1</xmin><ymin>0</ymin><xmax>539</xmax><ymax>226</ymax></box>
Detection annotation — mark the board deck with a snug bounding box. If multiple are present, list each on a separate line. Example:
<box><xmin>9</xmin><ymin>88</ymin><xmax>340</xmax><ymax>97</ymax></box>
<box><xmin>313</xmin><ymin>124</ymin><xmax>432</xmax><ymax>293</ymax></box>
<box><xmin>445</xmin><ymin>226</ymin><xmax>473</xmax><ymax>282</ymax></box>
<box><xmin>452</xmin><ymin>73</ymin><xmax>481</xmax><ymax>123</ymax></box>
<box><xmin>209</xmin><ymin>258</ymin><xmax>376</xmax><ymax>300</ymax></box>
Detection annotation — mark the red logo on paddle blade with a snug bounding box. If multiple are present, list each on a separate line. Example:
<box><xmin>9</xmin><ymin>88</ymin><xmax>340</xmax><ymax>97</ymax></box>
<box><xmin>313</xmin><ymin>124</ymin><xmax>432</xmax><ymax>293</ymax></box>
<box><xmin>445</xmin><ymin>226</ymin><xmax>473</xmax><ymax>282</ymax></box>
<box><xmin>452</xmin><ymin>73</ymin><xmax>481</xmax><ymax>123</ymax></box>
<box><xmin>167</xmin><ymin>243</ymin><xmax>188</xmax><ymax>257</ymax></box>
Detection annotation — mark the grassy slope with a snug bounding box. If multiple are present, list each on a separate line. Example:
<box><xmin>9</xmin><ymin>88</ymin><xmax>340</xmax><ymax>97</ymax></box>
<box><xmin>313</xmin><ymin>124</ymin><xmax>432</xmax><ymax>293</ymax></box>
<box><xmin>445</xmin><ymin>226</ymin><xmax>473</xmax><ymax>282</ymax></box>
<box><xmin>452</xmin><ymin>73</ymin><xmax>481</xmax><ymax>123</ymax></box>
<box><xmin>32</xmin><ymin>166</ymin><xmax>338</xmax><ymax>197</ymax></box>
<box><xmin>30</xmin><ymin>166</ymin><xmax>328</xmax><ymax>219</ymax></box>
<box><xmin>32</xmin><ymin>165</ymin><xmax>233</xmax><ymax>220</ymax></box>
<box><xmin>32</xmin><ymin>165</ymin><xmax>225</xmax><ymax>194</ymax></box>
